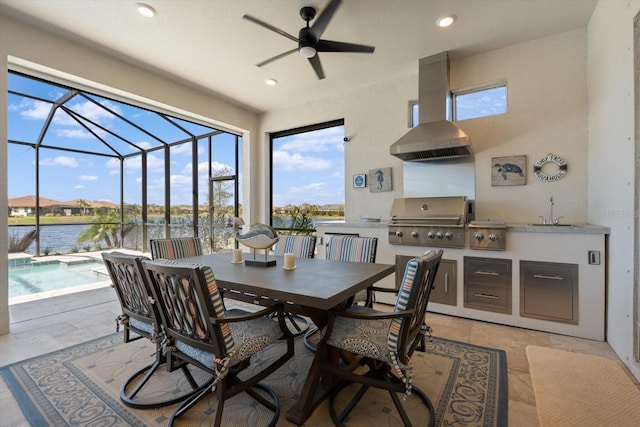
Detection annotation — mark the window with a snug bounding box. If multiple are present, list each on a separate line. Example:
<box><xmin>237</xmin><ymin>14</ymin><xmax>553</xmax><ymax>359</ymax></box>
<box><xmin>409</xmin><ymin>83</ymin><xmax>507</xmax><ymax>126</ymax></box>
<box><xmin>453</xmin><ymin>84</ymin><xmax>507</xmax><ymax>121</ymax></box>
<box><xmin>270</xmin><ymin>120</ymin><xmax>345</xmax><ymax>232</ymax></box>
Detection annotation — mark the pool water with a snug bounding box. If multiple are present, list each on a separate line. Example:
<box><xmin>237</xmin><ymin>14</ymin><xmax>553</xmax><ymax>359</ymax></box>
<box><xmin>9</xmin><ymin>260</ymin><xmax>107</xmax><ymax>298</ymax></box>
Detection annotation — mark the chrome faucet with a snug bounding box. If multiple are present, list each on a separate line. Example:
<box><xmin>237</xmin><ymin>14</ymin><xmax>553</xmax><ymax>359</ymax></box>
<box><xmin>538</xmin><ymin>196</ymin><xmax>564</xmax><ymax>225</ymax></box>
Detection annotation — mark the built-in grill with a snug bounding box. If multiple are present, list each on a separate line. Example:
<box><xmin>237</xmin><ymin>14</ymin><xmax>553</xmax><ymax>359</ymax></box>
<box><xmin>388</xmin><ymin>196</ymin><xmax>472</xmax><ymax>248</ymax></box>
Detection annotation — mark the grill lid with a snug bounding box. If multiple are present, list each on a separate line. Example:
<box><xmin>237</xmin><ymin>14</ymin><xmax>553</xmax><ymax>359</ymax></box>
<box><xmin>389</xmin><ymin>196</ymin><xmax>468</xmax><ymax>224</ymax></box>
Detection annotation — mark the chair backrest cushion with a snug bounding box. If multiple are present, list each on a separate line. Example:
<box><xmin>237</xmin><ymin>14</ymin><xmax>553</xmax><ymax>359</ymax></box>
<box><xmin>149</xmin><ymin>237</ymin><xmax>203</xmax><ymax>260</ymax></box>
<box><xmin>274</xmin><ymin>234</ymin><xmax>317</xmax><ymax>258</ymax></box>
<box><xmin>326</xmin><ymin>235</ymin><xmax>377</xmax><ymax>263</ymax></box>
<box><xmin>388</xmin><ymin>250</ymin><xmax>441</xmax><ymax>353</ymax></box>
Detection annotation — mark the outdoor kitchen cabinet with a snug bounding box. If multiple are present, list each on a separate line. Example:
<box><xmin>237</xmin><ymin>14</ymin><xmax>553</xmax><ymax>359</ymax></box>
<box><xmin>464</xmin><ymin>256</ymin><xmax>512</xmax><ymax>314</ymax></box>
<box><xmin>395</xmin><ymin>255</ymin><xmax>457</xmax><ymax>306</ymax></box>
<box><xmin>520</xmin><ymin>260</ymin><xmax>578</xmax><ymax>324</ymax></box>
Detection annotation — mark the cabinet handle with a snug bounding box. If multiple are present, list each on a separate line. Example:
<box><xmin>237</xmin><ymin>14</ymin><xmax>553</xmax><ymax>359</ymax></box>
<box><xmin>533</xmin><ymin>274</ymin><xmax>564</xmax><ymax>281</ymax></box>
<box><xmin>475</xmin><ymin>270</ymin><xmax>499</xmax><ymax>276</ymax></box>
<box><xmin>474</xmin><ymin>293</ymin><xmax>499</xmax><ymax>299</ymax></box>
<box><xmin>444</xmin><ymin>273</ymin><xmax>449</xmax><ymax>293</ymax></box>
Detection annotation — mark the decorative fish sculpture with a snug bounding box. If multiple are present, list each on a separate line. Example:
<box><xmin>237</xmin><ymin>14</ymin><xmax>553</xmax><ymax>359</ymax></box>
<box><xmin>494</xmin><ymin>163</ymin><xmax>524</xmax><ymax>180</ymax></box>
<box><xmin>235</xmin><ymin>223</ymin><xmax>279</xmax><ymax>250</ymax></box>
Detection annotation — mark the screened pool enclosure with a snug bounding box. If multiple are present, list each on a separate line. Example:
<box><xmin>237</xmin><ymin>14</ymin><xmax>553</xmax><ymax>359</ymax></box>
<box><xmin>8</xmin><ymin>71</ymin><xmax>242</xmax><ymax>256</ymax></box>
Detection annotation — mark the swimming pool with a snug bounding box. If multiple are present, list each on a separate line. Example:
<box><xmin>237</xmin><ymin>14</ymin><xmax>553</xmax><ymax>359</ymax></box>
<box><xmin>9</xmin><ymin>259</ymin><xmax>108</xmax><ymax>298</ymax></box>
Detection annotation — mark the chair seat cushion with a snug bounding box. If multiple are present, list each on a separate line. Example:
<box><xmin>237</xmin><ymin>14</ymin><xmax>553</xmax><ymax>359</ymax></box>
<box><xmin>174</xmin><ymin>313</ymin><xmax>284</xmax><ymax>368</ymax></box>
<box><xmin>129</xmin><ymin>317</ymin><xmax>155</xmax><ymax>335</ymax></box>
<box><xmin>325</xmin><ymin>306</ymin><xmax>394</xmax><ymax>363</ymax></box>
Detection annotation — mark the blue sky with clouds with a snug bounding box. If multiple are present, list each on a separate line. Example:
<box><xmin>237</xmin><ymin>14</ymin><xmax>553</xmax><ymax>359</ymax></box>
<box><xmin>7</xmin><ymin>74</ymin><xmax>241</xmax><ymax>206</ymax></box>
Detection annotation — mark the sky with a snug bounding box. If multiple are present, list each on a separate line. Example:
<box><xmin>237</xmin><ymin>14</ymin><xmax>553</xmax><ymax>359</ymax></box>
<box><xmin>7</xmin><ymin>73</ymin><xmax>503</xmax><ymax>209</ymax></box>
<box><xmin>8</xmin><ymin>73</ymin><xmax>240</xmax><ymax>207</ymax></box>
<box><xmin>271</xmin><ymin>124</ymin><xmax>345</xmax><ymax>207</ymax></box>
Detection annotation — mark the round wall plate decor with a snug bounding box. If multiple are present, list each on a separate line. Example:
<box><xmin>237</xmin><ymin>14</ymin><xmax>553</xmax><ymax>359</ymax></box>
<box><xmin>533</xmin><ymin>153</ymin><xmax>567</xmax><ymax>182</ymax></box>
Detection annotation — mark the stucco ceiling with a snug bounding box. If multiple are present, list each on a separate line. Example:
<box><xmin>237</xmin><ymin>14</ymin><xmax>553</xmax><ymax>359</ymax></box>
<box><xmin>0</xmin><ymin>0</ymin><xmax>597</xmax><ymax>113</ymax></box>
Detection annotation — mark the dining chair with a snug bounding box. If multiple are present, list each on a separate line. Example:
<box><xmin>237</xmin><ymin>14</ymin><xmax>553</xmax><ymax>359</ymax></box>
<box><xmin>273</xmin><ymin>234</ymin><xmax>317</xmax><ymax>258</ymax></box>
<box><xmin>304</xmin><ymin>235</ymin><xmax>378</xmax><ymax>351</ymax></box>
<box><xmin>142</xmin><ymin>258</ymin><xmax>295</xmax><ymax>427</ymax></box>
<box><xmin>272</xmin><ymin>234</ymin><xmax>317</xmax><ymax>336</ymax></box>
<box><xmin>149</xmin><ymin>236</ymin><xmax>203</xmax><ymax>260</ymax></box>
<box><xmin>316</xmin><ymin>249</ymin><xmax>443</xmax><ymax>427</ymax></box>
<box><xmin>101</xmin><ymin>251</ymin><xmax>205</xmax><ymax>408</ymax></box>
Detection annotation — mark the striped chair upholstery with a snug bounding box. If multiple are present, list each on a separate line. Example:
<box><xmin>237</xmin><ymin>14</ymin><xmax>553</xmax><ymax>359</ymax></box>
<box><xmin>274</xmin><ymin>234</ymin><xmax>317</xmax><ymax>259</ymax></box>
<box><xmin>326</xmin><ymin>235</ymin><xmax>377</xmax><ymax>264</ymax></box>
<box><xmin>149</xmin><ymin>237</ymin><xmax>203</xmax><ymax>260</ymax></box>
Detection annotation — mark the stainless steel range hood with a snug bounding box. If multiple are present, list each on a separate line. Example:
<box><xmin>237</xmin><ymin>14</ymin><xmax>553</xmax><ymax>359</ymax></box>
<box><xmin>390</xmin><ymin>52</ymin><xmax>473</xmax><ymax>161</ymax></box>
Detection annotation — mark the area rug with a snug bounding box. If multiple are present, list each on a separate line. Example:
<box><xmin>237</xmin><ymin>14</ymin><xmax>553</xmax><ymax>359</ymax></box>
<box><xmin>1</xmin><ymin>334</ymin><xmax>507</xmax><ymax>426</ymax></box>
<box><xmin>527</xmin><ymin>345</ymin><xmax>640</xmax><ymax>427</ymax></box>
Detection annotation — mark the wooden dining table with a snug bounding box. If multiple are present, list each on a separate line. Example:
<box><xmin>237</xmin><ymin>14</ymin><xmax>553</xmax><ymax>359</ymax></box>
<box><xmin>180</xmin><ymin>252</ymin><xmax>395</xmax><ymax>425</ymax></box>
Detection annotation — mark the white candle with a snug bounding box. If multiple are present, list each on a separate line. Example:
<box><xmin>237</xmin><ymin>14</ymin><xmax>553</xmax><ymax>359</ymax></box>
<box><xmin>233</xmin><ymin>248</ymin><xmax>242</xmax><ymax>263</ymax></box>
<box><xmin>284</xmin><ymin>252</ymin><xmax>295</xmax><ymax>269</ymax></box>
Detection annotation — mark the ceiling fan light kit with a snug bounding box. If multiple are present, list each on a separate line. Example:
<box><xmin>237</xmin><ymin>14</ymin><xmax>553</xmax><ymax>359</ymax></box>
<box><xmin>243</xmin><ymin>0</ymin><xmax>375</xmax><ymax>80</ymax></box>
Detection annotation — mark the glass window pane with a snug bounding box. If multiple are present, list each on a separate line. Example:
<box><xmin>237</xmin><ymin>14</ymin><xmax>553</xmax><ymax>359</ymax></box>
<box><xmin>271</xmin><ymin>122</ymin><xmax>344</xmax><ymax>232</ymax></box>
<box><xmin>454</xmin><ymin>85</ymin><xmax>507</xmax><ymax>121</ymax></box>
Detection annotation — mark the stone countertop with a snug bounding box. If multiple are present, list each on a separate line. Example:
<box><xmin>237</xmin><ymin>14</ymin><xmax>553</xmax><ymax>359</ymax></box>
<box><xmin>315</xmin><ymin>221</ymin><xmax>610</xmax><ymax>235</ymax></box>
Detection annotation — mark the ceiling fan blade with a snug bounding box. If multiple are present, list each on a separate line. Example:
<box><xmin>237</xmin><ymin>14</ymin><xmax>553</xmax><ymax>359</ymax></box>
<box><xmin>308</xmin><ymin>55</ymin><xmax>326</xmax><ymax>80</ymax></box>
<box><xmin>242</xmin><ymin>14</ymin><xmax>298</xmax><ymax>43</ymax></box>
<box><xmin>256</xmin><ymin>48</ymin><xmax>298</xmax><ymax>67</ymax></box>
<box><xmin>316</xmin><ymin>39</ymin><xmax>375</xmax><ymax>54</ymax></box>
<box><xmin>308</xmin><ymin>0</ymin><xmax>341</xmax><ymax>40</ymax></box>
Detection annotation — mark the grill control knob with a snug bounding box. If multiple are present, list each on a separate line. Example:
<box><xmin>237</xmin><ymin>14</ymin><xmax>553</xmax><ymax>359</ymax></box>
<box><xmin>475</xmin><ymin>233</ymin><xmax>484</xmax><ymax>241</ymax></box>
<box><xmin>395</xmin><ymin>231</ymin><xmax>403</xmax><ymax>237</ymax></box>
<box><xmin>435</xmin><ymin>232</ymin><xmax>444</xmax><ymax>239</ymax></box>
<box><xmin>411</xmin><ymin>231</ymin><xmax>419</xmax><ymax>238</ymax></box>
<box><xmin>444</xmin><ymin>232</ymin><xmax>453</xmax><ymax>239</ymax></box>
<box><xmin>489</xmin><ymin>233</ymin><xmax>499</xmax><ymax>241</ymax></box>
<box><xmin>427</xmin><ymin>231</ymin><xmax>435</xmax><ymax>239</ymax></box>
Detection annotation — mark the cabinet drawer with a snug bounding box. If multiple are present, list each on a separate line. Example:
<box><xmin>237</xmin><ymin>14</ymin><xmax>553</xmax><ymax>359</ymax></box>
<box><xmin>464</xmin><ymin>257</ymin><xmax>512</xmax><ymax>314</ymax></box>
<box><xmin>465</xmin><ymin>283</ymin><xmax>511</xmax><ymax>313</ymax></box>
<box><xmin>465</xmin><ymin>257</ymin><xmax>511</xmax><ymax>277</ymax></box>
<box><xmin>520</xmin><ymin>261</ymin><xmax>578</xmax><ymax>324</ymax></box>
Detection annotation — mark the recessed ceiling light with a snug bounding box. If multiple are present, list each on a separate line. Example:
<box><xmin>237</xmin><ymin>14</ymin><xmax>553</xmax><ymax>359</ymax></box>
<box><xmin>136</xmin><ymin>3</ymin><xmax>157</xmax><ymax>18</ymax></box>
<box><xmin>436</xmin><ymin>14</ymin><xmax>456</xmax><ymax>28</ymax></box>
<box><xmin>265</xmin><ymin>78</ymin><xmax>278</xmax><ymax>86</ymax></box>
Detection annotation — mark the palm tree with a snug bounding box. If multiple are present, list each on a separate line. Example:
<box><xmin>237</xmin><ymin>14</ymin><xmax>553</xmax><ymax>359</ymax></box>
<box><xmin>76</xmin><ymin>210</ymin><xmax>134</xmax><ymax>248</ymax></box>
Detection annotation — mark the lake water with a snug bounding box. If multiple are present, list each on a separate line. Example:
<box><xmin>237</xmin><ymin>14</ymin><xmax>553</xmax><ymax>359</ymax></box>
<box><xmin>9</xmin><ymin>224</ymin><xmax>94</xmax><ymax>255</ymax></box>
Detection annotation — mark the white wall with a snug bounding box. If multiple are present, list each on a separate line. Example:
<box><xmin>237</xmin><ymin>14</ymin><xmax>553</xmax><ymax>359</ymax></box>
<box><xmin>0</xmin><ymin>14</ymin><xmax>260</xmax><ymax>334</ymax></box>
<box><xmin>588</xmin><ymin>0</ymin><xmax>640</xmax><ymax>380</ymax></box>
<box><xmin>259</xmin><ymin>30</ymin><xmax>589</xmax><ymax>225</ymax></box>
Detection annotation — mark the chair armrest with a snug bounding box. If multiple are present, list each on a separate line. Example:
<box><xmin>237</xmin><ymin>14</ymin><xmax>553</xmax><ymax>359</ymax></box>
<box><xmin>213</xmin><ymin>303</ymin><xmax>283</xmax><ymax>324</ymax></box>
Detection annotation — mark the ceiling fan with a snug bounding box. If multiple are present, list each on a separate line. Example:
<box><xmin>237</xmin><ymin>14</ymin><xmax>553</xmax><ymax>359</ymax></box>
<box><xmin>242</xmin><ymin>0</ymin><xmax>375</xmax><ymax>80</ymax></box>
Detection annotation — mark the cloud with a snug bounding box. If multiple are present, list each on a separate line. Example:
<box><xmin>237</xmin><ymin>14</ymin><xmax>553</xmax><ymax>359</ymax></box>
<box><xmin>79</xmin><ymin>175</ymin><xmax>98</xmax><ymax>181</ymax></box>
<box><xmin>276</xmin><ymin>126</ymin><xmax>344</xmax><ymax>153</ymax></box>
<box><xmin>40</xmin><ymin>156</ymin><xmax>79</xmax><ymax>168</ymax></box>
<box><xmin>74</xmin><ymin>185</ymin><xmax>85</xmax><ymax>190</ymax></box>
<box><xmin>55</xmin><ymin>128</ymin><xmax>93</xmax><ymax>139</ymax></box>
<box><xmin>272</xmin><ymin>151</ymin><xmax>331</xmax><ymax>172</ymax></box>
